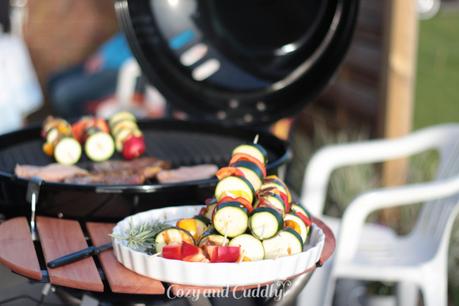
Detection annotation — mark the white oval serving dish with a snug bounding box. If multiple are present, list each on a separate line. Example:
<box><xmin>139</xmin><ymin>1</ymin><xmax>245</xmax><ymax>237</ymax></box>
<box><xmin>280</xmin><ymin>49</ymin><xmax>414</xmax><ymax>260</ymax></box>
<box><xmin>112</xmin><ymin>205</ymin><xmax>325</xmax><ymax>287</ymax></box>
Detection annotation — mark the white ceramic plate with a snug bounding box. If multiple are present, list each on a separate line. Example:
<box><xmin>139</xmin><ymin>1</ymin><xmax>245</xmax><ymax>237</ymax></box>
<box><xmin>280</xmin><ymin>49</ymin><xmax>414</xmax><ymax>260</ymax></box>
<box><xmin>112</xmin><ymin>205</ymin><xmax>325</xmax><ymax>287</ymax></box>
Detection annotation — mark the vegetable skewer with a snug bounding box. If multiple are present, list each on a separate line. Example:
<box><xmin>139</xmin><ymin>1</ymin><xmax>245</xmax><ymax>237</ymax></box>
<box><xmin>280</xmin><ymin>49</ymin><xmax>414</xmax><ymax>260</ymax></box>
<box><xmin>41</xmin><ymin>117</ymin><xmax>82</xmax><ymax>165</ymax></box>
<box><xmin>153</xmin><ymin>140</ymin><xmax>313</xmax><ymax>262</ymax></box>
<box><xmin>109</xmin><ymin>111</ymin><xmax>145</xmax><ymax>160</ymax></box>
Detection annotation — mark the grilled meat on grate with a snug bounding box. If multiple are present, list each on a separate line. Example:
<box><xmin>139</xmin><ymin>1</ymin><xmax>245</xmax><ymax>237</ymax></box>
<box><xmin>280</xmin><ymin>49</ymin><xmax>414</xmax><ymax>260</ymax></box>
<box><xmin>15</xmin><ymin>164</ymin><xmax>89</xmax><ymax>182</ymax></box>
<box><xmin>15</xmin><ymin>157</ymin><xmax>171</xmax><ymax>185</ymax></box>
<box><xmin>157</xmin><ymin>164</ymin><xmax>218</xmax><ymax>184</ymax></box>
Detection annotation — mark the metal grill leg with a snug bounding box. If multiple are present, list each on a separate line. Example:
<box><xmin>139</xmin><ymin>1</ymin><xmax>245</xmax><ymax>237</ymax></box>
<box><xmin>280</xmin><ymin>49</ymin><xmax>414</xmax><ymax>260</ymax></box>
<box><xmin>26</xmin><ymin>177</ymin><xmax>42</xmax><ymax>241</ymax></box>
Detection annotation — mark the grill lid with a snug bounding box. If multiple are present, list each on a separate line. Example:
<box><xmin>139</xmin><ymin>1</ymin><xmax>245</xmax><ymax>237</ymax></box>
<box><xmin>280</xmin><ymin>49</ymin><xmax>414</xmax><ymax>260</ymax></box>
<box><xmin>115</xmin><ymin>0</ymin><xmax>359</xmax><ymax>126</ymax></box>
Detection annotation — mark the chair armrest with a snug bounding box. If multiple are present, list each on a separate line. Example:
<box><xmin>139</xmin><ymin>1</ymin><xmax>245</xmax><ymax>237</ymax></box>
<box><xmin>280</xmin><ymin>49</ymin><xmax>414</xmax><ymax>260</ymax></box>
<box><xmin>300</xmin><ymin>125</ymin><xmax>453</xmax><ymax>216</ymax></box>
<box><xmin>335</xmin><ymin>174</ymin><xmax>459</xmax><ymax>263</ymax></box>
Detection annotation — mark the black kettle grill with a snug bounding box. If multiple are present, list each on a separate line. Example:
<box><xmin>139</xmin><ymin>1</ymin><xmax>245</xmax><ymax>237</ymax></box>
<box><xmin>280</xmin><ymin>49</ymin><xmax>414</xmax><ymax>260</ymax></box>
<box><xmin>0</xmin><ymin>0</ymin><xmax>359</xmax><ymax>222</ymax></box>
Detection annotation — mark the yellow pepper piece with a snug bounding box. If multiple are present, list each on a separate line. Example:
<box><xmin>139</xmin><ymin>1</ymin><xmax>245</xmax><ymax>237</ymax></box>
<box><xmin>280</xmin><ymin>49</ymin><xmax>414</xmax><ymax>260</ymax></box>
<box><xmin>284</xmin><ymin>220</ymin><xmax>301</xmax><ymax>235</ymax></box>
<box><xmin>176</xmin><ymin>218</ymin><xmax>207</xmax><ymax>241</ymax></box>
<box><xmin>42</xmin><ymin>142</ymin><xmax>54</xmax><ymax>156</ymax></box>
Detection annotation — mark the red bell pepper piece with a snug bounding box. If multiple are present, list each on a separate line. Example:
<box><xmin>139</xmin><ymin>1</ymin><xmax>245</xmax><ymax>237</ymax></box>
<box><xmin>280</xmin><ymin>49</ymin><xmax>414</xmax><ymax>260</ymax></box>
<box><xmin>256</xmin><ymin>197</ymin><xmax>284</xmax><ymax>216</ymax></box>
<box><xmin>181</xmin><ymin>242</ymin><xmax>200</xmax><ymax>258</ymax></box>
<box><xmin>199</xmin><ymin>207</ymin><xmax>208</xmax><ymax>216</ymax></box>
<box><xmin>216</xmin><ymin>167</ymin><xmax>245</xmax><ymax>180</ymax></box>
<box><xmin>229</xmin><ymin>153</ymin><xmax>266</xmax><ymax>177</ymax></box>
<box><xmin>265</xmin><ymin>188</ymin><xmax>290</xmax><ymax>212</ymax></box>
<box><xmin>203</xmin><ymin>245</ymin><xmax>219</xmax><ymax>262</ymax></box>
<box><xmin>212</xmin><ymin>246</ymin><xmax>241</xmax><ymax>263</ymax></box>
<box><xmin>162</xmin><ymin>244</ymin><xmax>182</xmax><ymax>260</ymax></box>
<box><xmin>181</xmin><ymin>242</ymin><xmax>211</xmax><ymax>262</ymax></box>
<box><xmin>94</xmin><ymin>117</ymin><xmax>110</xmax><ymax>133</ymax></box>
<box><xmin>296</xmin><ymin>211</ymin><xmax>312</xmax><ymax>227</ymax></box>
<box><xmin>217</xmin><ymin>196</ymin><xmax>253</xmax><ymax>213</ymax></box>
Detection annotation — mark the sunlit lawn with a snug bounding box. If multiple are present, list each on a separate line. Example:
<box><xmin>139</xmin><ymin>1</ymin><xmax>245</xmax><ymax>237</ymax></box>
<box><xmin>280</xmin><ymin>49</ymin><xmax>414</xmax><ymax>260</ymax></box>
<box><xmin>414</xmin><ymin>10</ymin><xmax>459</xmax><ymax>129</ymax></box>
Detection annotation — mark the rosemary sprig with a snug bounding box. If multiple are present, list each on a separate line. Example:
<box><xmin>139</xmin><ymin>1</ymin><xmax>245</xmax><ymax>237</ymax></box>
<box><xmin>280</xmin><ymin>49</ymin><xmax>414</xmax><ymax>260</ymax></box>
<box><xmin>111</xmin><ymin>219</ymin><xmax>170</xmax><ymax>253</ymax></box>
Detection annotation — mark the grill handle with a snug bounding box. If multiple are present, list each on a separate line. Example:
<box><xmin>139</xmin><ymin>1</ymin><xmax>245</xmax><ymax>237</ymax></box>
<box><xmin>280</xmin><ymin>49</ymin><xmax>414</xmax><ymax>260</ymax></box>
<box><xmin>26</xmin><ymin>177</ymin><xmax>43</xmax><ymax>241</ymax></box>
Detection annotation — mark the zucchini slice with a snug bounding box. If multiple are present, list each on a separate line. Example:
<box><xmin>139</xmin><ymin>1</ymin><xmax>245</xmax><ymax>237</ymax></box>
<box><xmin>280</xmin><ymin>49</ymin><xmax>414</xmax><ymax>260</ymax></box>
<box><xmin>261</xmin><ymin>181</ymin><xmax>289</xmax><ymax>196</ymax></box>
<box><xmin>263</xmin><ymin>175</ymin><xmax>292</xmax><ymax>203</ymax></box>
<box><xmin>237</xmin><ymin>167</ymin><xmax>262</xmax><ymax>191</ymax></box>
<box><xmin>194</xmin><ymin>215</ymin><xmax>211</xmax><ymax>226</ymax></box>
<box><xmin>113</xmin><ymin>125</ymin><xmax>141</xmax><ymax>139</ymax></box>
<box><xmin>198</xmin><ymin>229</ymin><xmax>230</xmax><ymax>247</ymax></box>
<box><xmin>231</xmin><ymin>161</ymin><xmax>263</xmax><ymax>178</ymax></box>
<box><xmin>114</xmin><ymin>128</ymin><xmax>142</xmax><ymax>152</ymax></box>
<box><xmin>249</xmin><ymin>207</ymin><xmax>283</xmax><ymax>240</ymax></box>
<box><xmin>229</xmin><ymin>234</ymin><xmax>264</xmax><ymax>261</ymax></box>
<box><xmin>253</xmin><ymin>144</ymin><xmax>268</xmax><ymax>164</ymax></box>
<box><xmin>291</xmin><ymin>204</ymin><xmax>311</xmax><ymax>218</ymax></box>
<box><xmin>213</xmin><ymin>202</ymin><xmax>249</xmax><ymax>238</ymax></box>
<box><xmin>109</xmin><ymin>111</ymin><xmax>136</xmax><ymax>127</ymax></box>
<box><xmin>262</xmin><ymin>228</ymin><xmax>303</xmax><ymax>259</ymax></box>
<box><xmin>257</xmin><ymin>193</ymin><xmax>286</xmax><ymax>217</ymax></box>
<box><xmin>232</xmin><ymin>144</ymin><xmax>267</xmax><ymax>165</ymax></box>
<box><xmin>215</xmin><ymin>176</ymin><xmax>254</xmax><ymax>204</ymax></box>
<box><xmin>284</xmin><ymin>213</ymin><xmax>309</xmax><ymax>243</ymax></box>
<box><xmin>231</xmin><ymin>161</ymin><xmax>264</xmax><ymax>191</ymax></box>
<box><xmin>54</xmin><ymin>137</ymin><xmax>82</xmax><ymax>165</ymax></box>
<box><xmin>203</xmin><ymin>202</ymin><xmax>218</xmax><ymax>221</ymax></box>
<box><xmin>154</xmin><ymin>227</ymin><xmax>195</xmax><ymax>253</ymax></box>
<box><xmin>112</xmin><ymin>120</ymin><xmax>138</xmax><ymax>136</ymax></box>
<box><xmin>198</xmin><ymin>226</ymin><xmax>218</xmax><ymax>240</ymax></box>
<box><xmin>84</xmin><ymin>132</ymin><xmax>115</xmax><ymax>162</ymax></box>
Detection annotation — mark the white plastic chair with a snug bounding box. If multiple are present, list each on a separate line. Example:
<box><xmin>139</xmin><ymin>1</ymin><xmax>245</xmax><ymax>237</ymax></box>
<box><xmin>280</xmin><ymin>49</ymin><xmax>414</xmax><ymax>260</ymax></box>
<box><xmin>298</xmin><ymin>124</ymin><xmax>459</xmax><ymax>306</ymax></box>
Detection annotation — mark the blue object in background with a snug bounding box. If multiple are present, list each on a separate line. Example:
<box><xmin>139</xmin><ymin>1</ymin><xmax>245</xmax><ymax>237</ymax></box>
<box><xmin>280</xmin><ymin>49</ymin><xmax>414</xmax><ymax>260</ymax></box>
<box><xmin>169</xmin><ymin>30</ymin><xmax>195</xmax><ymax>50</ymax></box>
<box><xmin>98</xmin><ymin>33</ymin><xmax>133</xmax><ymax>70</ymax></box>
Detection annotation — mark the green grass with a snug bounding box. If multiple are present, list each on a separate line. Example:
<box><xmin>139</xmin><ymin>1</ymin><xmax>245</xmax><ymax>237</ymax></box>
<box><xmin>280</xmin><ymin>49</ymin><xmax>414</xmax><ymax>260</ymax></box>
<box><xmin>414</xmin><ymin>10</ymin><xmax>459</xmax><ymax>129</ymax></box>
<box><xmin>416</xmin><ymin>10</ymin><xmax>459</xmax><ymax>305</ymax></box>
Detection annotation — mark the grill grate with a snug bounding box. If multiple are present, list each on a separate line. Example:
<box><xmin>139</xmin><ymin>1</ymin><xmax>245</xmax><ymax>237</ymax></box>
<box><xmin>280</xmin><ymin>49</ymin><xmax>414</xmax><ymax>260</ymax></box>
<box><xmin>0</xmin><ymin>120</ymin><xmax>288</xmax><ymax>220</ymax></box>
<box><xmin>0</xmin><ymin>121</ymin><xmax>282</xmax><ymax>174</ymax></box>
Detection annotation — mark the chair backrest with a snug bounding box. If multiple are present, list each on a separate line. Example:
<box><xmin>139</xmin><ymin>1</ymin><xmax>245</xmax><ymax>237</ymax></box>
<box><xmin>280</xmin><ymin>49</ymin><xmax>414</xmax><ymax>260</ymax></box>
<box><xmin>413</xmin><ymin>125</ymin><xmax>459</xmax><ymax>251</ymax></box>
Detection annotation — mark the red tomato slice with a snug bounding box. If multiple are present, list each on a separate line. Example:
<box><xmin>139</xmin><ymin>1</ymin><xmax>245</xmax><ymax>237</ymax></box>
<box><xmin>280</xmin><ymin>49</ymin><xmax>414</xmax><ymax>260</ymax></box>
<box><xmin>162</xmin><ymin>244</ymin><xmax>182</xmax><ymax>260</ymax></box>
<box><xmin>296</xmin><ymin>211</ymin><xmax>312</xmax><ymax>227</ymax></box>
<box><xmin>216</xmin><ymin>167</ymin><xmax>245</xmax><ymax>180</ymax></box>
<box><xmin>230</xmin><ymin>153</ymin><xmax>266</xmax><ymax>177</ymax></box>
<box><xmin>122</xmin><ymin>135</ymin><xmax>146</xmax><ymax>160</ymax></box>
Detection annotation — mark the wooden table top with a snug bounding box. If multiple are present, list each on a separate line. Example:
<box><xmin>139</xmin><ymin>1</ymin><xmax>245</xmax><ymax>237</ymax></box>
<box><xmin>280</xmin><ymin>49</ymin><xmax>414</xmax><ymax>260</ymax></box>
<box><xmin>0</xmin><ymin>215</ymin><xmax>334</xmax><ymax>296</ymax></box>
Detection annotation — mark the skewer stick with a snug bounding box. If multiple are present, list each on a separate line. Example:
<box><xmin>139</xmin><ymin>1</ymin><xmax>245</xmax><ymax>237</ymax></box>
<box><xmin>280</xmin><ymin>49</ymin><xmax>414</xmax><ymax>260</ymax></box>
<box><xmin>222</xmin><ymin>220</ymin><xmax>229</xmax><ymax>246</ymax></box>
<box><xmin>253</xmin><ymin>134</ymin><xmax>259</xmax><ymax>144</ymax></box>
